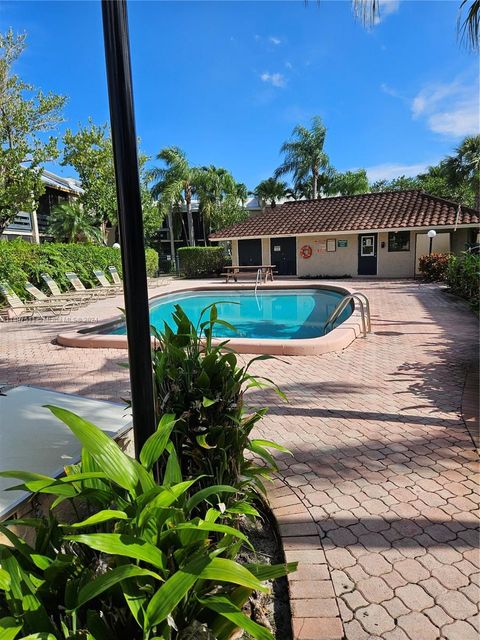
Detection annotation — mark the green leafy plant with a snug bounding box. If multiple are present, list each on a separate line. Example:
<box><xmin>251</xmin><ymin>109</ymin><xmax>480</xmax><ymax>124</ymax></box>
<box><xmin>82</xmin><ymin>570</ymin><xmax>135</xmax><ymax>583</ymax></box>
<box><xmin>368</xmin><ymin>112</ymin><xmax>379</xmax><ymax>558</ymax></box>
<box><xmin>0</xmin><ymin>239</ymin><xmax>158</xmax><ymax>300</ymax></box>
<box><xmin>446</xmin><ymin>251</ymin><xmax>480</xmax><ymax>311</ymax></box>
<box><xmin>0</xmin><ymin>407</ymin><xmax>295</xmax><ymax>639</ymax></box>
<box><xmin>152</xmin><ymin>304</ymin><xmax>290</xmax><ymax>500</ymax></box>
<box><xmin>177</xmin><ymin>247</ymin><xmax>227</xmax><ymax>278</ymax></box>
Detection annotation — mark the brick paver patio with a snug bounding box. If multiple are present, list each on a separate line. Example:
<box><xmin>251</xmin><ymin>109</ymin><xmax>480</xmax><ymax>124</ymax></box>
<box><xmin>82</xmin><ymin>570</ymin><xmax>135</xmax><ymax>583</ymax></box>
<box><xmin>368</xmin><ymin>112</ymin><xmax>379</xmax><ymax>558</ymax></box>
<box><xmin>1</xmin><ymin>278</ymin><xmax>478</xmax><ymax>639</ymax></box>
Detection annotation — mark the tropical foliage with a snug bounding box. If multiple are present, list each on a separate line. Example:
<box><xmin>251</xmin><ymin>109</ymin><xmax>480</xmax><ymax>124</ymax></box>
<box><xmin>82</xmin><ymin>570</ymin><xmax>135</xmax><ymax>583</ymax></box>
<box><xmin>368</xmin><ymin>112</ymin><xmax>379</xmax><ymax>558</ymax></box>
<box><xmin>48</xmin><ymin>202</ymin><xmax>102</xmax><ymax>244</ymax></box>
<box><xmin>177</xmin><ymin>246</ymin><xmax>227</xmax><ymax>278</ymax></box>
<box><xmin>0</xmin><ymin>239</ymin><xmax>158</xmax><ymax>300</ymax></box>
<box><xmin>62</xmin><ymin>121</ymin><xmax>160</xmax><ymax>243</ymax></box>
<box><xmin>325</xmin><ymin>169</ymin><xmax>369</xmax><ymax>196</ymax></box>
<box><xmin>0</xmin><ymin>29</ymin><xmax>66</xmax><ymax>236</ymax></box>
<box><xmin>253</xmin><ymin>178</ymin><xmax>288</xmax><ymax>209</ymax></box>
<box><xmin>275</xmin><ymin>116</ymin><xmax>330</xmax><ymax>199</ymax></box>
<box><xmin>151</xmin><ymin>304</ymin><xmax>289</xmax><ymax>496</ymax></box>
<box><xmin>418</xmin><ymin>253</ymin><xmax>451</xmax><ymax>282</ymax></box>
<box><xmin>0</xmin><ymin>404</ymin><xmax>295</xmax><ymax>639</ymax></box>
<box><xmin>447</xmin><ymin>251</ymin><xmax>480</xmax><ymax>311</ymax></box>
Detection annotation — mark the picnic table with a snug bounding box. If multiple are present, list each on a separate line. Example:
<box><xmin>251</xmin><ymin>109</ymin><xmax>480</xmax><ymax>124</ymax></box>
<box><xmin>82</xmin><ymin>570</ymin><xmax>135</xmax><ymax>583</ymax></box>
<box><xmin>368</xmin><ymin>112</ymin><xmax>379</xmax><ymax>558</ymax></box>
<box><xmin>222</xmin><ymin>265</ymin><xmax>276</xmax><ymax>283</ymax></box>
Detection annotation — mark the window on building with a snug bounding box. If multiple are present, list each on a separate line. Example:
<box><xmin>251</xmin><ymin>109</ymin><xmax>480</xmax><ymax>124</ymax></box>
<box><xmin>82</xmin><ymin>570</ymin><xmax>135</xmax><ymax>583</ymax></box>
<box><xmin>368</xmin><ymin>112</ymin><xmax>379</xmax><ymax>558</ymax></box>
<box><xmin>388</xmin><ymin>231</ymin><xmax>410</xmax><ymax>252</ymax></box>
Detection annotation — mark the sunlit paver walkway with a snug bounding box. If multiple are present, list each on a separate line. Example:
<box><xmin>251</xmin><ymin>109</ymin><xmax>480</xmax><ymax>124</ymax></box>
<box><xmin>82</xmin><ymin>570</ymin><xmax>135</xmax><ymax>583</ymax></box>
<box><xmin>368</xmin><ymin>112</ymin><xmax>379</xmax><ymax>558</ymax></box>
<box><xmin>1</xmin><ymin>278</ymin><xmax>478</xmax><ymax>639</ymax></box>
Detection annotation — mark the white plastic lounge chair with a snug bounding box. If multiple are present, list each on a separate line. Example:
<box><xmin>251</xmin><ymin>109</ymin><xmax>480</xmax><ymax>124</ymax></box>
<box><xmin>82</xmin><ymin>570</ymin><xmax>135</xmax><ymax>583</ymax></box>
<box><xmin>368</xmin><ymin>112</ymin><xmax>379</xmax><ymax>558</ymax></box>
<box><xmin>24</xmin><ymin>282</ymin><xmax>82</xmax><ymax>309</ymax></box>
<box><xmin>93</xmin><ymin>269</ymin><xmax>123</xmax><ymax>293</ymax></box>
<box><xmin>65</xmin><ymin>272</ymin><xmax>113</xmax><ymax>298</ymax></box>
<box><xmin>41</xmin><ymin>273</ymin><xmax>94</xmax><ymax>303</ymax></box>
<box><xmin>108</xmin><ymin>265</ymin><xmax>122</xmax><ymax>285</ymax></box>
<box><xmin>0</xmin><ymin>283</ymin><xmax>72</xmax><ymax>319</ymax></box>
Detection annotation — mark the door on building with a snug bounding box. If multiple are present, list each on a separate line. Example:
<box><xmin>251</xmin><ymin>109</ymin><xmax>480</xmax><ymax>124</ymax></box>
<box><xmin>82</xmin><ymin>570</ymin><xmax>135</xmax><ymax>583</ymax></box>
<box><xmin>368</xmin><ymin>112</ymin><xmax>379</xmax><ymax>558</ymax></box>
<box><xmin>270</xmin><ymin>237</ymin><xmax>297</xmax><ymax>276</ymax></box>
<box><xmin>358</xmin><ymin>234</ymin><xmax>378</xmax><ymax>275</ymax></box>
<box><xmin>238</xmin><ymin>239</ymin><xmax>262</xmax><ymax>266</ymax></box>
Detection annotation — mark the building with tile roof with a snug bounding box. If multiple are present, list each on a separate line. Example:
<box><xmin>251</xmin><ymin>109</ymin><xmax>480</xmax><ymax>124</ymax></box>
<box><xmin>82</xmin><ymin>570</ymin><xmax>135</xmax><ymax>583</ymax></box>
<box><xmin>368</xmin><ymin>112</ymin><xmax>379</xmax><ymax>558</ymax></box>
<box><xmin>209</xmin><ymin>190</ymin><xmax>479</xmax><ymax>278</ymax></box>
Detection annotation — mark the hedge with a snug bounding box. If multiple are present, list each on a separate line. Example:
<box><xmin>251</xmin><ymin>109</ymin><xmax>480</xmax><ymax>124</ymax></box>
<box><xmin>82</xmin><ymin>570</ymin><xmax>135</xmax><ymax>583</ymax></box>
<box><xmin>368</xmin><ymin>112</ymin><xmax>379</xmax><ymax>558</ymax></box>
<box><xmin>418</xmin><ymin>253</ymin><xmax>450</xmax><ymax>282</ymax></box>
<box><xmin>447</xmin><ymin>252</ymin><xmax>480</xmax><ymax>312</ymax></box>
<box><xmin>178</xmin><ymin>246</ymin><xmax>227</xmax><ymax>278</ymax></box>
<box><xmin>0</xmin><ymin>239</ymin><xmax>158</xmax><ymax>300</ymax></box>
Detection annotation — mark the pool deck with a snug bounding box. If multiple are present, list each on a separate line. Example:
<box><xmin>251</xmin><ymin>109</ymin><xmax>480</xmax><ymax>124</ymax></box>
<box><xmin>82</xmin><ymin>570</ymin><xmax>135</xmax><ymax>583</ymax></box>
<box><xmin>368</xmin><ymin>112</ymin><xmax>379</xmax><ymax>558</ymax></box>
<box><xmin>1</xmin><ymin>277</ymin><xmax>479</xmax><ymax>640</ymax></box>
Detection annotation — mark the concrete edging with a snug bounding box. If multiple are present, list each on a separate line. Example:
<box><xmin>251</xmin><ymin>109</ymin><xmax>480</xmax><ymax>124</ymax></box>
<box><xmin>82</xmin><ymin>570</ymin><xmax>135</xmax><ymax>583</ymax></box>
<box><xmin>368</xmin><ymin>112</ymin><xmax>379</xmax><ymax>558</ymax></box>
<box><xmin>268</xmin><ymin>478</ymin><xmax>344</xmax><ymax>640</ymax></box>
<box><xmin>56</xmin><ymin>282</ymin><xmax>367</xmax><ymax>356</ymax></box>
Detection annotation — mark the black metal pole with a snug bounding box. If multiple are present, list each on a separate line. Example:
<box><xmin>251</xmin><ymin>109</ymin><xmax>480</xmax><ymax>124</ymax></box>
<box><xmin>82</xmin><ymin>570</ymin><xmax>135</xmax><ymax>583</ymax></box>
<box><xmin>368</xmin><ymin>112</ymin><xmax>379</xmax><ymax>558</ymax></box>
<box><xmin>101</xmin><ymin>0</ymin><xmax>156</xmax><ymax>457</ymax></box>
<box><xmin>429</xmin><ymin>237</ymin><xmax>433</xmax><ymax>255</ymax></box>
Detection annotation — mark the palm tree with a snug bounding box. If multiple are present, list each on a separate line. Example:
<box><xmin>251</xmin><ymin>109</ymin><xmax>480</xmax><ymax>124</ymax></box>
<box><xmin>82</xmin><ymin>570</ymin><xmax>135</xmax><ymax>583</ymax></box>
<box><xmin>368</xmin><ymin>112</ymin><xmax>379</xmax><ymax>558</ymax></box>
<box><xmin>47</xmin><ymin>202</ymin><xmax>102</xmax><ymax>243</ymax></box>
<box><xmin>150</xmin><ymin>147</ymin><xmax>197</xmax><ymax>246</ymax></box>
<box><xmin>253</xmin><ymin>177</ymin><xmax>288</xmax><ymax>209</ymax></box>
<box><xmin>441</xmin><ymin>135</ymin><xmax>480</xmax><ymax>210</ymax></box>
<box><xmin>352</xmin><ymin>0</ymin><xmax>478</xmax><ymax>50</ymax></box>
<box><xmin>274</xmin><ymin>116</ymin><xmax>330</xmax><ymax>200</ymax></box>
<box><xmin>195</xmin><ymin>165</ymin><xmax>239</xmax><ymax>241</ymax></box>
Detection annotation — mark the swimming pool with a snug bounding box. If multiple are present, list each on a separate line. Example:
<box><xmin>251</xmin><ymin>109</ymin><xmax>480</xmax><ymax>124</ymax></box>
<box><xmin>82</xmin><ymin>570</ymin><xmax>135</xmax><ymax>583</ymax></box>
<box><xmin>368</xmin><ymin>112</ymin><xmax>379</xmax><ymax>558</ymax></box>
<box><xmin>103</xmin><ymin>288</ymin><xmax>352</xmax><ymax>340</ymax></box>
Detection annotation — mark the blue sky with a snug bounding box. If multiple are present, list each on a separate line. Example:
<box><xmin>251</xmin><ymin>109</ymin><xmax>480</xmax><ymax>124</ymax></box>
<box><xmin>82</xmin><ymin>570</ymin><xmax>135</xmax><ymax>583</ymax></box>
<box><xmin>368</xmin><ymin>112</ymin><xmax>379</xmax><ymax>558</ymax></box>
<box><xmin>1</xmin><ymin>0</ymin><xmax>478</xmax><ymax>189</ymax></box>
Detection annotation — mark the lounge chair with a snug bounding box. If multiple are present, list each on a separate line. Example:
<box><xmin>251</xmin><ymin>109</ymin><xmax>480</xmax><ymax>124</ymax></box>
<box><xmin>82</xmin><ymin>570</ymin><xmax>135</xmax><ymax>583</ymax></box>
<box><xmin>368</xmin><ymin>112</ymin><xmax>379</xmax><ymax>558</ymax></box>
<box><xmin>93</xmin><ymin>269</ymin><xmax>123</xmax><ymax>293</ymax></box>
<box><xmin>65</xmin><ymin>272</ymin><xmax>113</xmax><ymax>298</ymax></box>
<box><xmin>41</xmin><ymin>273</ymin><xmax>94</xmax><ymax>304</ymax></box>
<box><xmin>24</xmin><ymin>282</ymin><xmax>83</xmax><ymax>309</ymax></box>
<box><xmin>108</xmin><ymin>265</ymin><xmax>122</xmax><ymax>285</ymax></box>
<box><xmin>0</xmin><ymin>283</ymin><xmax>73</xmax><ymax>319</ymax></box>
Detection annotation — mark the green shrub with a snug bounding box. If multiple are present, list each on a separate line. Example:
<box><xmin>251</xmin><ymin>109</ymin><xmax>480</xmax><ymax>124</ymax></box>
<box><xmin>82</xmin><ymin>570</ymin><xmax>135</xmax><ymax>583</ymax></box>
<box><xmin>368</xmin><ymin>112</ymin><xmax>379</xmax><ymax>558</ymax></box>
<box><xmin>446</xmin><ymin>252</ymin><xmax>480</xmax><ymax>312</ymax></box>
<box><xmin>151</xmin><ymin>304</ymin><xmax>289</xmax><ymax>499</ymax></box>
<box><xmin>0</xmin><ymin>407</ymin><xmax>295</xmax><ymax>639</ymax></box>
<box><xmin>418</xmin><ymin>252</ymin><xmax>450</xmax><ymax>282</ymax></box>
<box><xmin>0</xmin><ymin>239</ymin><xmax>158</xmax><ymax>300</ymax></box>
<box><xmin>178</xmin><ymin>246</ymin><xmax>226</xmax><ymax>278</ymax></box>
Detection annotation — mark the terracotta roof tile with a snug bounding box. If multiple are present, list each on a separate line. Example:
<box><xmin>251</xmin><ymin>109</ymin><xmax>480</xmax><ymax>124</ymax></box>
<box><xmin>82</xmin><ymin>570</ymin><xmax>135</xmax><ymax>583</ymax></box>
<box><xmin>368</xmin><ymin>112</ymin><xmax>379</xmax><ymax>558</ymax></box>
<box><xmin>209</xmin><ymin>190</ymin><xmax>479</xmax><ymax>239</ymax></box>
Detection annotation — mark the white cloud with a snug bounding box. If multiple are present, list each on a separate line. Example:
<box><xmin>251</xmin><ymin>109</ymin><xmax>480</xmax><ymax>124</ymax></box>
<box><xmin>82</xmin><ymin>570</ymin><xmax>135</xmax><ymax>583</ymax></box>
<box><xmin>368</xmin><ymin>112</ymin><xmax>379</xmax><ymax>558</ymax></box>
<box><xmin>260</xmin><ymin>72</ymin><xmax>286</xmax><ymax>88</ymax></box>
<box><xmin>285</xmin><ymin>61</ymin><xmax>293</xmax><ymax>70</ymax></box>
<box><xmin>411</xmin><ymin>77</ymin><xmax>479</xmax><ymax>138</ymax></box>
<box><xmin>380</xmin><ymin>83</ymin><xmax>402</xmax><ymax>99</ymax></box>
<box><xmin>365</xmin><ymin>161</ymin><xmax>433</xmax><ymax>182</ymax></box>
<box><xmin>374</xmin><ymin>0</ymin><xmax>401</xmax><ymax>24</ymax></box>
<box><xmin>269</xmin><ymin>36</ymin><xmax>282</xmax><ymax>45</ymax></box>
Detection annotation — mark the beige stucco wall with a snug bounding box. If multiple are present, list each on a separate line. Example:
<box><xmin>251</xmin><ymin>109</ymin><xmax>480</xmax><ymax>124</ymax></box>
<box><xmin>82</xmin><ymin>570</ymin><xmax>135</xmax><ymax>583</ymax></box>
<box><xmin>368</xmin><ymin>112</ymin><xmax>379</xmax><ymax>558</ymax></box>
<box><xmin>377</xmin><ymin>232</ymin><xmax>415</xmax><ymax>278</ymax></box>
<box><xmin>296</xmin><ymin>235</ymin><xmax>359</xmax><ymax>277</ymax></box>
<box><xmin>451</xmin><ymin>228</ymin><xmax>472</xmax><ymax>254</ymax></box>
<box><xmin>414</xmin><ymin>232</ymin><xmax>451</xmax><ymax>274</ymax></box>
<box><xmin>261</xmin><ymin>238</ymin><xmax>271</xmax><ymax>265</ymax></box>
<box><xmin>231</xmin><ymin>239</ymin><xmax>239</xmax><ymax>265</ymax></box>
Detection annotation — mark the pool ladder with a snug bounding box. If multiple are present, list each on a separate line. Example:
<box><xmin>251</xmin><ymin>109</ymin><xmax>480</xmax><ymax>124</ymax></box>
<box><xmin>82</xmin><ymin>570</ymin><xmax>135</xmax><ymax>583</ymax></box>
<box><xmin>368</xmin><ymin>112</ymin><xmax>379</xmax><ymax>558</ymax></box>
<box><xmin>324</xmin><ymin>291</ymin><xmax>371</xmax><ymax>337</ymax></box>
<box><xmin>254</xmin><ymin>268</ymin><xmax>264</xmax><ymax>295</ymax></box>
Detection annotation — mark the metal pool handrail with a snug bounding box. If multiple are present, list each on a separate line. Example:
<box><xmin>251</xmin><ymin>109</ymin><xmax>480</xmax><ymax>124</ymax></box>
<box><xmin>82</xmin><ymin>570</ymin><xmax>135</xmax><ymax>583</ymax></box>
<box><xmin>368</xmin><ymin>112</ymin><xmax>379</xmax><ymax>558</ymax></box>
<box><xmin>254</xmin><ymin>268</ymin><xmax>263</xmax><ymax>294</ymax></box>
<box><xmin>324</xmin><ymin>292</ymin><xmax>371</xmax><ymax>337</ymax></box>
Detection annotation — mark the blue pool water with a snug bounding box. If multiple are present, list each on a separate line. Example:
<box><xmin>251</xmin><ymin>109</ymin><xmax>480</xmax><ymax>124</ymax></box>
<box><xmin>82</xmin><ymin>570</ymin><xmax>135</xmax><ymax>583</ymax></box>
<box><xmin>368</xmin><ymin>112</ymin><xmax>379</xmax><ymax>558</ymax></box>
<box><xmin>105</xmin><ymin>288</ymin><xmax>352</xmax><ymax>340</ymax></box>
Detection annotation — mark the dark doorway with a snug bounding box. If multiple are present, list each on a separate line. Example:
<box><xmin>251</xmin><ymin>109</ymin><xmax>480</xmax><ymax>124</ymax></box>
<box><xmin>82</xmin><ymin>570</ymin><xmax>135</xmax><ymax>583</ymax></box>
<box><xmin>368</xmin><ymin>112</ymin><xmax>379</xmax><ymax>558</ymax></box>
<box><xmin>238</xmin><ymin>239</ymin><xmax>262</xmax><ymax>266</ymax></box>
<box><xmin>358</xmin><ymin>233</ymin><xmax>378</xmax><ymax>275</ymax></box>
<box><xmin>271</xmin><ymin>237</ymin><xmax>297</xmax><ymax>276</ymax></box>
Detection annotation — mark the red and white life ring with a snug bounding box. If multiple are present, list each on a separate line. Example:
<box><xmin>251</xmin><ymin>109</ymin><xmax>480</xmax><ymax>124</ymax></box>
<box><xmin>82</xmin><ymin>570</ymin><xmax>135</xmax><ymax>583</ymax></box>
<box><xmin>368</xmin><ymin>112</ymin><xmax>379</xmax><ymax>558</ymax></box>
<box><xmin>300</xmin><ymin>245</ymin><xmax>313</xmax><ymax>259</ymax></box>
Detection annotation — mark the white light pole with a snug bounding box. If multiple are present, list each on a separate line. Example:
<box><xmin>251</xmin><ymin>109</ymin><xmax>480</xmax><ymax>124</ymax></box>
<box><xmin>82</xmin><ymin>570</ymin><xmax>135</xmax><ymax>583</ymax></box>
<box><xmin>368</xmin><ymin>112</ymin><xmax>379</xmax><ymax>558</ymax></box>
<box><xmin>427</xmin><ymin>229</ymin><xmax>437</xmax><ymax>255</ymax></box>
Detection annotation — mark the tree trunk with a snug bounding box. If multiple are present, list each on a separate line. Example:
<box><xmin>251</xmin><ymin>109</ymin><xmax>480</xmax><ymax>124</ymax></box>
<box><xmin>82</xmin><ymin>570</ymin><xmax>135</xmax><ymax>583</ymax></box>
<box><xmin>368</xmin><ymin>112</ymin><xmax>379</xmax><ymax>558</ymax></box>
<box><xmin>167</xmin><ymin>208</ymin><xmax>176</xmax><ymax>273</ymax></box>
<box><xmin>312</xmin><ymin>170</ymin><xmax>318</xmax><ymax>200</ymax></box>
<box><xmin>186</xmin><ymin>190</ymin><xmax>195</xmax><ymax>246</ymax></box>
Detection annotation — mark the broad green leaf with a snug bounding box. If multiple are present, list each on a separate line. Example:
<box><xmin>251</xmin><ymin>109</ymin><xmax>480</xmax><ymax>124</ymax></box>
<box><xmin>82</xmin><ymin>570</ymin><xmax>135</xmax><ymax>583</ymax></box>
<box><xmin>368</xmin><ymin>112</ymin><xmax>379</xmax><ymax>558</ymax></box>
<box><xmin>145</xmin><ymin>555</ymin><xmax>212</xmax><ymax>629</ymax></box>
<box><xmin>29</xmin><ymin>555</ymin><xmax>52</xmax><ymax>571</ymax></box>
<box><xmin>226</xmin><ymin>502</ymin><xmax>260</xmax><ymax>517</ymax></box>
<box><xmin>17</xmin><ymin>634</ymin><xmax>56</xmax><ymax>639</ymax></box>
<box><xmin>195</xmin><ymin>434</ymin><xmax>216</xmax><ymax>449</ymax></box>
<box><xmin>138</xmin><ymin>480</ymin><xmax>197</xmax><ymax>527</ymax></box>
<box><xmin>62</xmin><ymin>509</ymin><xmax>128</xmax><ymax>528</ymax></box>
<box><xmin>0</xmin><ymin>569</ymin><xmax>11</xmax><ymax>591</ymax></box>
<box><xmin>199</xmin><ymin>595</ymin><xmax>274</xmax><ymax>640</ymax></box>
<box><xmin>0</xmin><ymin>618</ymin><xmax>22</xmax><ymax>640</ymax></box>
<box><xmin>199</xmin><ymin>558</ymin><xmax>267</xmax><ymax>592</ymax></box>
<box><xmin>202</xmin><ymin>397</ymin><xmax>217</xmax><ymax>407</ymax></box>
<box><xmin>163</xmin><ymin>442</ymin><xmax>182</xmax><ymax>485</ymax></box>
<box><xmin>249</xmin><ymin>439</ymin><xmax>291</xmax><ymax>454</ymax></box>
<box><xmin>245</xmin><ymin>562</ymin><xmax>298</xmax><ymax>581</ymax></box>
<box><xmin>140</xmin><ymin>414</ymin><xmax>177</xmax><ymax>471</ymax></box>
<box><xmin>45</xmin><ymin>405</ymin><xmax>139</xmax><ymax>496</ymax></box>
<box><xmin>66</xmin><ymin>534</ymin><xmax>166</xmax><ymax>570</ymax></box>
<box><xmin>185</xmin><ymin>485</ymin><xmax>237</xmax><ymax>513</ymax></box>
<box><xmin>174</xmin><ymin>522</ymin><xmax>249</xmax><ymax>544</ymax></box>
<box><xmin>75</xmin><ymin>564</ymin><xmax>161</xmax><ymax>609</ymax></box>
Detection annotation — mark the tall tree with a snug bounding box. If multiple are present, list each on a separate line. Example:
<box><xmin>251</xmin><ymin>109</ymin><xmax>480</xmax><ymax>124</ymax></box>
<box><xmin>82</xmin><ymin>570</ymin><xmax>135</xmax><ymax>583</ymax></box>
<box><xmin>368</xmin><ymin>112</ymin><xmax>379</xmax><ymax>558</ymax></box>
<box><xmin>326</xmin><ymin>169</ymin><xmax>369</xmax><ymax>196</ymax></box>
<box><xmin>150</xmin><ymin>147</ymin><xmax>197</xmax><ymax>246</ymax></box>
<box><xmin>253</xmin><ymin>177</ymin><xmax>288</xmax><ymax>209</ymax></box>
<box><xmin>275</xmin><ymin>116</ymin><xmax>330</xmax><ymax>200</ymax></box>
<box><xmin>0</xmin><ymin>29</ymin><xmax>66</xmax><ymax>235</ymax></box>
<box><xmin>195</xmin><ymin>165</ymin><xmax>239</xmax><ymax>241</ymax></box>
<box><xmin>440</xmin><ymin>135</ymin><xmax>480</xmax><ymax>210</ymax></box>
<box><xmin>47</xmin><ymin>201</ymin><xmax>102</xmax><ymax>243</ymax></box>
